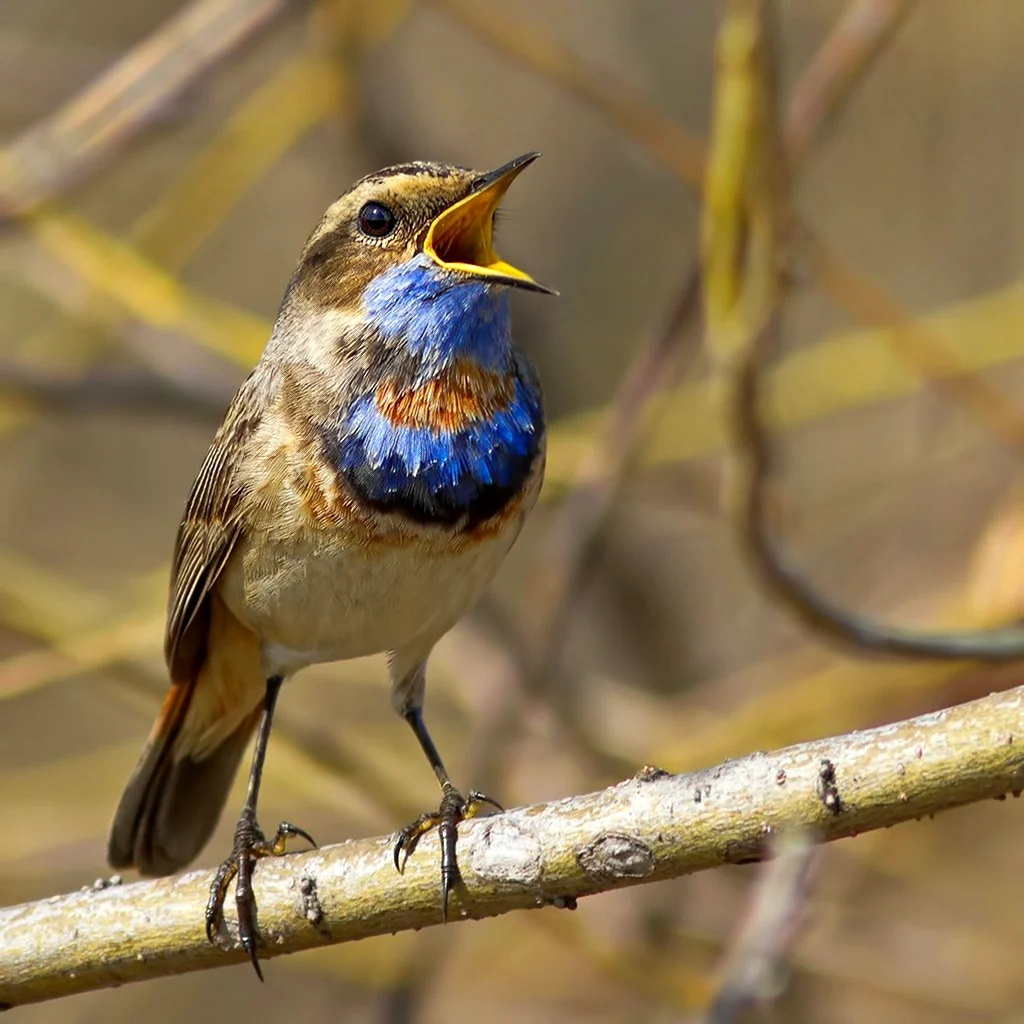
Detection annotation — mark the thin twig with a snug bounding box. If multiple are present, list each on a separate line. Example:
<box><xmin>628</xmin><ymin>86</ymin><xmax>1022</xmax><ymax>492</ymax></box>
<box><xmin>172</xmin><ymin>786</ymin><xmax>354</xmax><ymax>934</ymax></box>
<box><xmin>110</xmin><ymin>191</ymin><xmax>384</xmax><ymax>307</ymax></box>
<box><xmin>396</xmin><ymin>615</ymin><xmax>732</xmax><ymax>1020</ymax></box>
<box><xmin>802</xmin><ymin>232</ymin><xmax>1024</xmax><ymax>454</ymax></box>
<box><xmin>0</xmin><ymin>362</ymin><xmax>226</xmax><ymax>417</ymax></box>
<box><xmin>427</xmin><ymin>0</ymin><xmax>707</xmax><ymax>186</ymax></box>
<box><xmin>0</xmin><ymin>0</ymin><xmax>305</xmax><ymax>219</ymax></box>
<box><xmin>733</xmin><ymin>312</ymin><xmax>1024</xmax><ymax>659</ymax></box>
<box><xmin>2</xmin><ymin>684</ymin><xmax>1023</xmax><ymax>1007</ymax></box>
<box><xmin>698</xmin><ymin>832</ymin><xmax>818</xmax><ymax>1023</ymax></box>
<box><xmin>440</xmin><ymin>272</ymin><xmax>704</xmax><ymax>801</ymax></box>
<box><xmin>529</xmin><ymin>269</ymin><xmax>702</xmax><ymax>693</ymax></box>
<box><xmin>785</xmin><ymin>0</ymin><xmax>920</xmax><ymax>166</ymax></box>
<box><xmin>451</xmin><ymin>271</ymin><xmax>706</xmax><ymax>795</ymax></box>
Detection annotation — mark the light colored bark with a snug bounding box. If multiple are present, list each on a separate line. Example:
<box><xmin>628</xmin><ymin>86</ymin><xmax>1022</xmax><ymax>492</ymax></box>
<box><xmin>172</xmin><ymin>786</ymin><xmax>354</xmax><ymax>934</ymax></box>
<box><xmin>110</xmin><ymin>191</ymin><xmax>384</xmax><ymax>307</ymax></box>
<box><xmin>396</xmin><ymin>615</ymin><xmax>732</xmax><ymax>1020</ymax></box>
<box><xmin>2</xmin><ymin>684</ymin><xmax>1023</xmax><ymax>1009</ymax></box>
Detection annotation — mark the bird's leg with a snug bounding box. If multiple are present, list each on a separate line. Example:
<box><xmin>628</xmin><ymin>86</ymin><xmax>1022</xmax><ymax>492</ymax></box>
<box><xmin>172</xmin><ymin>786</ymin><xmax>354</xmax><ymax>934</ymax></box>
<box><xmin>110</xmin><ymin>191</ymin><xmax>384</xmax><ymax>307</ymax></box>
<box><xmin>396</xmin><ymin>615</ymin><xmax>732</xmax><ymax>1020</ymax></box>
<box><xmin>205</xmin><ymin>675</ymin><xmax>316</xmax><ymax>979</ymax></box>
<box><xmin>393</xmin><ymin>706</ymin><xmax>501</xmax><ymax>920</ymax></box>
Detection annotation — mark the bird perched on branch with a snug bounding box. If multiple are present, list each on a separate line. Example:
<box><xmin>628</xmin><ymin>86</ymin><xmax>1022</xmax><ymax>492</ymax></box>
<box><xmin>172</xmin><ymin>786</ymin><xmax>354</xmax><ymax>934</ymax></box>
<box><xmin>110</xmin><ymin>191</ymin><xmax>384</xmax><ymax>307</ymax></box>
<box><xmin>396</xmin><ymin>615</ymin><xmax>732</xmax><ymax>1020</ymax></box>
<box><xmin>107</xmin><ymin>154</ymin><xmax>552</xmax><ymax>977</ymax></box>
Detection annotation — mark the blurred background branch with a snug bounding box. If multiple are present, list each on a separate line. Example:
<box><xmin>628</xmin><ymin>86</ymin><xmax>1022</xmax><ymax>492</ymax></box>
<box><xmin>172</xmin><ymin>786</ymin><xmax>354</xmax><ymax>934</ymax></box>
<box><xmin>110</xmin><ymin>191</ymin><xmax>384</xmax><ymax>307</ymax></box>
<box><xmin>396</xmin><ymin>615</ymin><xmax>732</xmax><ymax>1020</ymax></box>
<box><xmin>697</xmin><ymin>831</ymin><xmax>818</xmax><ymax>1024</ymax></box>
<box><xmin>0</xmin><ymin>0</ymin><xmax>306</xmax><ymax>220</ymax></box>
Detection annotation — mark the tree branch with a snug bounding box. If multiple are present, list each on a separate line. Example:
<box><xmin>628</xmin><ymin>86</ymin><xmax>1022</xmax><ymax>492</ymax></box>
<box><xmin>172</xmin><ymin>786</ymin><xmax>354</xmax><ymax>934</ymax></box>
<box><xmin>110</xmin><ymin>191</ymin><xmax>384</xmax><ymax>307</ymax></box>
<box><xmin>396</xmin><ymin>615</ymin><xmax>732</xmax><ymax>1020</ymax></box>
<box><xmin>2</xmin><ymin>685</ymin><xmax>1024</xmax><ymax>1008</ymax></box>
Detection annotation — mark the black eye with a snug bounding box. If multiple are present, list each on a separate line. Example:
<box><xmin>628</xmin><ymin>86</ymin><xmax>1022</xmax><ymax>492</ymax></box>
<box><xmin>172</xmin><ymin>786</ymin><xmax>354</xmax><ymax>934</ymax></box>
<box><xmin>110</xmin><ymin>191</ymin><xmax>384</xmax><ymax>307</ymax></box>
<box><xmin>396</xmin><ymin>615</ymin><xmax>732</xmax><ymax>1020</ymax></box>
<box><xmin>358</xmin><ymin>201</ymin><xmax>396</xmax><ymax>238</ymax></box>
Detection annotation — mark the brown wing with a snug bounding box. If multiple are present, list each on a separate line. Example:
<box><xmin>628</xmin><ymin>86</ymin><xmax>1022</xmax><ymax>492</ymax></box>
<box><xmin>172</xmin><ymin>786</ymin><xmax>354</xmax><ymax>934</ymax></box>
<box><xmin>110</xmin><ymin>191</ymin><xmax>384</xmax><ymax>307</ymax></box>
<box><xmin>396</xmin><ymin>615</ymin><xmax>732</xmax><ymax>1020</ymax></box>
<box><xmin>164</xmin><ymin>371</ymin><xmax>266</xmax><ymax>684</ymax></box>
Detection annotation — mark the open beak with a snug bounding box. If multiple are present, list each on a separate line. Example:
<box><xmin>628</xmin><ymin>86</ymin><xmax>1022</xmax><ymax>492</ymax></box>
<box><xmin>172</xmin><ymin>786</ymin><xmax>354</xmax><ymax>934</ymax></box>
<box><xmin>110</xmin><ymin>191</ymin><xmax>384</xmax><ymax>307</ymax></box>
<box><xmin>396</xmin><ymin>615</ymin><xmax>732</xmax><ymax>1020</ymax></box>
<box><xmin>423</xmin><ymin>152</ymin><xmax>556</xmax><ymax>294</ymax></box>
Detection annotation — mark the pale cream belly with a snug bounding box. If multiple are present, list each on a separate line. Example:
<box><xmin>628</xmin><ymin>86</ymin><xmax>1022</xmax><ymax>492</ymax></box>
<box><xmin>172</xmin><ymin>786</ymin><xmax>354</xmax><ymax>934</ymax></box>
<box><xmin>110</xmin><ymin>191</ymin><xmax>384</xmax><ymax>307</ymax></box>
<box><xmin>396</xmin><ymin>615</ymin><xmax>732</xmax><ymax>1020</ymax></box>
<box><xmin>216</xmin><ymin>528</ymin><xmax>514</xmax><ymax>676</ymax></box>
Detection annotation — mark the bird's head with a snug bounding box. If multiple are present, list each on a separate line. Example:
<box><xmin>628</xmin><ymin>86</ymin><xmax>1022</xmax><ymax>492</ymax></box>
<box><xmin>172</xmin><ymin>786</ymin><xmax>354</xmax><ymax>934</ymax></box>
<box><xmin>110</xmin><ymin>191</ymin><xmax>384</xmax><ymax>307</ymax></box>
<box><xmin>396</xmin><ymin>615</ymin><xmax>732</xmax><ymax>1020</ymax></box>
<box><xmin>292</xmin><ymin>153</ymin><xmax>554</xmax><ymax>313</ymax></box>
<box><xmin>281</xmin><ymin>157</ymin><xmax>550</xmax><ymax>524</ymax></box>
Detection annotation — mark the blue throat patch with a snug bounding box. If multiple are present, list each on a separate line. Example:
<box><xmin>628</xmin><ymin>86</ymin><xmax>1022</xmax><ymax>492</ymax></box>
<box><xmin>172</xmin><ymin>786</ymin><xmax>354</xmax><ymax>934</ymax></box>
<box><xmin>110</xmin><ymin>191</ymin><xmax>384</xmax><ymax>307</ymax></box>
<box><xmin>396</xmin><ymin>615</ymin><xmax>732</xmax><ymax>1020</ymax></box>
<box><xmin>324</xmin><ymin>256</ymin><xmax>544</xmax><ymax>528</ymax></box>
<box><xmin>361</xmin><ymin>254</ymin><xmax>513</xmax><ymax>371</ymax></box>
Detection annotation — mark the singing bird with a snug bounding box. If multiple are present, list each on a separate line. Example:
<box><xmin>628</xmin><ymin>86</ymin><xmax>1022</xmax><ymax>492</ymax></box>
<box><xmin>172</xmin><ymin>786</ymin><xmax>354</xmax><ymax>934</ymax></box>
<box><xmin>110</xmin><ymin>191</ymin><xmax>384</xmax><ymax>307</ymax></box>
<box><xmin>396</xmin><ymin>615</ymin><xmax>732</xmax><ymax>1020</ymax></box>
<box><xmin>107</xmin><ymin>154</ymin><xmax>552</xmax><ymax>976</ymax></box>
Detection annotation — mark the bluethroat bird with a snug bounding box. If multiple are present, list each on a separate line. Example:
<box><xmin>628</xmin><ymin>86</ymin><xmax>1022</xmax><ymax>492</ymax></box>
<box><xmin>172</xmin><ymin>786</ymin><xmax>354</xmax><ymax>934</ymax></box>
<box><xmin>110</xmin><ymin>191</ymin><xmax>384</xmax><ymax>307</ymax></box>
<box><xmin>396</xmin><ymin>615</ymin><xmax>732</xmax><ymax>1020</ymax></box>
<box><xmin>107</xmin><ymin>154</ymin><xmax>552</xmax><ymax>977</ymax></box>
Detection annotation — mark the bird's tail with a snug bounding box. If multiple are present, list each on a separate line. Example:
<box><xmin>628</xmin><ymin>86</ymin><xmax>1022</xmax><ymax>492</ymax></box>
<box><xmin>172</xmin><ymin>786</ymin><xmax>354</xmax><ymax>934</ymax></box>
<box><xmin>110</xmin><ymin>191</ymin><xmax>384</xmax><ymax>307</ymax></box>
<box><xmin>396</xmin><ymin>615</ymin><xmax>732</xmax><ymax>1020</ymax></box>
<box><xmin>108</xmin><ymin>598</ymin><xmax>265</xmax><ymax>876</ymax></box>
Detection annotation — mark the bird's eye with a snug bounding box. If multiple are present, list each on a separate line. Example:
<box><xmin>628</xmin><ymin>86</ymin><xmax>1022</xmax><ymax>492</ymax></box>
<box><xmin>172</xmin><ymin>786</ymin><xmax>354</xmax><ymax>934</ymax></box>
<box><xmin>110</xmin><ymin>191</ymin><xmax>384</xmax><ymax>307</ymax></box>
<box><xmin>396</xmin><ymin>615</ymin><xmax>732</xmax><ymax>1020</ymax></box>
<box><xmin>358</xmin><ymin>201</ymin><xmax>396</xmax><ymax>238</ymax></box>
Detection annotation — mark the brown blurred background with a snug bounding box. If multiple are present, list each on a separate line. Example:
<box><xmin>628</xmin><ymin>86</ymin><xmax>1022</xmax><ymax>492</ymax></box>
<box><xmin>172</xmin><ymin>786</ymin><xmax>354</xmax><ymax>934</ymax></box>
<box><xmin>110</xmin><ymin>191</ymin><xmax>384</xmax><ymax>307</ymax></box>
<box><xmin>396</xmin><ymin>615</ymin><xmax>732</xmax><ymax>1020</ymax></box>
<box><xmin>3</xmin><ymin>1</ymin><xmax>1024</xmax><ymax>1021</ymax></box>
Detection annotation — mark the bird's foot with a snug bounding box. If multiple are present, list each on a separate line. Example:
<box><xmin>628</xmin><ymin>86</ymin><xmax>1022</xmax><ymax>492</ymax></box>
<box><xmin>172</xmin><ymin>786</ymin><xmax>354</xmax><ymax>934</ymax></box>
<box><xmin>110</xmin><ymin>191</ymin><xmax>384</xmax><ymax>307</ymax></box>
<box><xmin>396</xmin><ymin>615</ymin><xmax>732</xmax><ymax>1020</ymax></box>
<box><xmin>393</xmin><ymin>783</ymin><xmax>501</xmax><ymax>920</ymax></box>
<box><xmin>205</xmin><ymin>817</ymin><xmax>317</xmax><ymax>979</ymax></box>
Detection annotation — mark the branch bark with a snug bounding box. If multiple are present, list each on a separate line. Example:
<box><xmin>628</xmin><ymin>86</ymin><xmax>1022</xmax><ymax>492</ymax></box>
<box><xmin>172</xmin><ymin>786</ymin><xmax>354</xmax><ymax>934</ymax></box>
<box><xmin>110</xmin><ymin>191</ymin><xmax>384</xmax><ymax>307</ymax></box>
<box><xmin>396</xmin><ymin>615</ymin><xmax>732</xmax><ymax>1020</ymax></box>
<box><xmin>3</xmin><ymin>684</ymin><xmax>1024</xmax><ymax>1009</ymax></box>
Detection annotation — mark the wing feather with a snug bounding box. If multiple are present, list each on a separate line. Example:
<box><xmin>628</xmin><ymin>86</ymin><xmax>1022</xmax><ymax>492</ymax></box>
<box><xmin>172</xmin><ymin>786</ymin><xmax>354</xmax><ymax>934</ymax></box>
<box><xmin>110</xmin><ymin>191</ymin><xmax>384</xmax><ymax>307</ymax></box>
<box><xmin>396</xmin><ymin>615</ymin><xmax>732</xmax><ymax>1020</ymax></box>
<box><xmin>164</xmin><ymin>371</ymin><xmax>267</xmax><ymax>684</ymax></box>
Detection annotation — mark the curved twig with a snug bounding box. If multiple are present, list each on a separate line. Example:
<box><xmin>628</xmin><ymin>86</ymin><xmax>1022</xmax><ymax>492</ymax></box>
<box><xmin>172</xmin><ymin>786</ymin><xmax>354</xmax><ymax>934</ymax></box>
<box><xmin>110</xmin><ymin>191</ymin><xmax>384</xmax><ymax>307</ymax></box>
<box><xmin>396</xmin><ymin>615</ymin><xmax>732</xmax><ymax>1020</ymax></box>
<box><xmin>734</xmin><ymin>312</ymin><xmax>1024</xmax><ymax>659</ymax></box>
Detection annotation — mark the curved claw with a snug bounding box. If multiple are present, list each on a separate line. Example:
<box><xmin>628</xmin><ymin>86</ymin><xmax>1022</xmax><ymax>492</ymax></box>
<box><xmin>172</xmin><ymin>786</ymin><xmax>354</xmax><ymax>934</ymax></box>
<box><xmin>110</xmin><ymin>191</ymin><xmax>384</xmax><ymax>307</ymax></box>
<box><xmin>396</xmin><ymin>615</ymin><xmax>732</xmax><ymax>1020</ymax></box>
<box><xmin>466</xmin><ymin>789</ymin><xmax>503</xmax><ymax>814</ymax></box>
<box><xmin>393</xmin><ymin>834</ymin><xmax>404</xmax><ymax>873</ymax></box>
<box><xmin>205</xmin><ymin>816</ymin><xmax>317</xmax><ymax>980</ymax></box>
<box><xmin>393</xmin><ymin>785</ymin><xmax>502</xmax><ymax>921</ymax></box>
<box><xmin>393</xmin><ymin>811</ymin><xmax>440</xmax><ymax>873</ymax></box>
<box><xmin>240</xmin><ymin>924</ymin><xmax>264</xmax><ymax>982</ymax></box>
<box><xmin>275</xmin><ymin>821</ymin><xmax>318</xmax><ymax>852</ymax></box>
